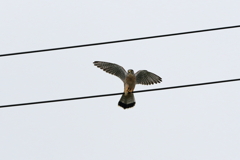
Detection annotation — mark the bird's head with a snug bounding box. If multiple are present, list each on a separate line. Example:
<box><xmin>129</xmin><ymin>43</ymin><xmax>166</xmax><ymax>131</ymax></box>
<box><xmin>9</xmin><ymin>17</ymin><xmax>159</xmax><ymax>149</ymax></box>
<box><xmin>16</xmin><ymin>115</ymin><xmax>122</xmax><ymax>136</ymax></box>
<box><xmin>127</xmin><ymin>69</ymin><xmax>134</xmax><ymax>74</ymax></box>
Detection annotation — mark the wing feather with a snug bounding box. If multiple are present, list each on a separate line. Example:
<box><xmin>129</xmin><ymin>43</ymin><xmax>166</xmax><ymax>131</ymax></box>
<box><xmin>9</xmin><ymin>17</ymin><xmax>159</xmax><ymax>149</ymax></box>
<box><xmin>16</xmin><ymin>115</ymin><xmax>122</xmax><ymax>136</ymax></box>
<box><xmin>135</xmin><ymin>70</ymin><xmax>162</xmax><ymax>85</ymax></box>
<box><xmin>93</xmin><ymin>61</ymin><xmax>127</xmax><ymax>82</ymax></box>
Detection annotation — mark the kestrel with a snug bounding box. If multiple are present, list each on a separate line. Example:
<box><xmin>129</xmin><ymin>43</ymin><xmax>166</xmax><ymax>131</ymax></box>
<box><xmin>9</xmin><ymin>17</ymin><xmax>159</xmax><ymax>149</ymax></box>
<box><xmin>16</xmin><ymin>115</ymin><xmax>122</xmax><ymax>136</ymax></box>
<box><xmin>93</xmin><ymin>61</ymin><xmax>162</xmax><ymax>109</ymax></box>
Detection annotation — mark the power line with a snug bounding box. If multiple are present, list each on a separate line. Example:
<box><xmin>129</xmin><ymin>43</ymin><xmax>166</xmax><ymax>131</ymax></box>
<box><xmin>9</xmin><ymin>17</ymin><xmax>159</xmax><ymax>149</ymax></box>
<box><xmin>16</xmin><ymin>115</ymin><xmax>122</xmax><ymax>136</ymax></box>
<box><xmin>1</xmin><ymin>78</ymin><xmax>239</xmax><ymax>108</ymax></box>
<box><xmin>1</xmin><ymin>25</ymin><xmax>240</xmax><ymax>58</ymax></box>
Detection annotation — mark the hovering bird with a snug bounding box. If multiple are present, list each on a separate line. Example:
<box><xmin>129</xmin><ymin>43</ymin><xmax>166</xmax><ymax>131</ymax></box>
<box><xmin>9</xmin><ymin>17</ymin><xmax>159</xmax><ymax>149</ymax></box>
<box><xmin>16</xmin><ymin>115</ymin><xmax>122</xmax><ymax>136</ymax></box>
<box><xmin>93</xmin><ymin>61</ymin><xmax>162</xmax><ymax>109</ymax></box>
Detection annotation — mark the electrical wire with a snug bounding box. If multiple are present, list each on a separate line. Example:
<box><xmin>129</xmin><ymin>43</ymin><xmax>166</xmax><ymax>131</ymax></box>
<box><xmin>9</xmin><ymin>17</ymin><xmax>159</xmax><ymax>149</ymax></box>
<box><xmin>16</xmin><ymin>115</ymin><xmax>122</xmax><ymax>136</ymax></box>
<box><xmin>1</xmin><ymin>25</ymin><xmax>240</xmax><ymax>57</ymax></box>
<box><xmin>1</xmin><ymin>78</ymin><xmax>239</xmax><ymax>108</ymax></box>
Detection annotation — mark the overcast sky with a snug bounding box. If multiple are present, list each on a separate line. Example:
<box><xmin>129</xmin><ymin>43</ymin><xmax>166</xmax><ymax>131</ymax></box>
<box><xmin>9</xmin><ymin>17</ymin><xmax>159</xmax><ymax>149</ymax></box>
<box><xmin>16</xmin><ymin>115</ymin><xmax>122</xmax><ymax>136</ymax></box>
<box><xmin>0</xmin><ymin>0</ymin><xmax>240</xmax><ymax>159</ymax></box>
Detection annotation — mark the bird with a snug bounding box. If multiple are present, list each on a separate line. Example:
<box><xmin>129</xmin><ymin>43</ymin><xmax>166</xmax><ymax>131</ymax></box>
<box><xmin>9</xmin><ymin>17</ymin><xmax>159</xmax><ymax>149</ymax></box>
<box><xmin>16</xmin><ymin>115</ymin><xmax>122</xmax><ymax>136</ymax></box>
<box><xmin>93</xmin><ymin>61</ymin><xmax>162</xmax><ymax>109</ymax></box>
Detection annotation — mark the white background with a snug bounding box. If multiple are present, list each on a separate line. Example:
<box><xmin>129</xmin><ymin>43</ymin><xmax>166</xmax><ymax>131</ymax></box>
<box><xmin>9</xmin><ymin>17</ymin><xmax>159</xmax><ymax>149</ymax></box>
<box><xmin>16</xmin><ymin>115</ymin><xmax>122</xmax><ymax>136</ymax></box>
<box><xmin>0</xmin><ymin>1</ymin><xmax>240</xmax><ymax>159</ymax></box>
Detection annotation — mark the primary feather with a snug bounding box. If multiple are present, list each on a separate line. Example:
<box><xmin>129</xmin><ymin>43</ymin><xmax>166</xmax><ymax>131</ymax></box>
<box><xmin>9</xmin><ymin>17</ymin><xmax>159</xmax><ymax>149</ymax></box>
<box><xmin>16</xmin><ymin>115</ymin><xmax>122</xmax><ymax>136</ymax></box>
<box><xmin>93</xmin><ymin>61</ymin><xmax>127</xmax><ymax>82</ymax></box>
<box><xmin>135</xmin><ymin>70</ymin><xmax>162</xmax><ymax>85</ymax></box>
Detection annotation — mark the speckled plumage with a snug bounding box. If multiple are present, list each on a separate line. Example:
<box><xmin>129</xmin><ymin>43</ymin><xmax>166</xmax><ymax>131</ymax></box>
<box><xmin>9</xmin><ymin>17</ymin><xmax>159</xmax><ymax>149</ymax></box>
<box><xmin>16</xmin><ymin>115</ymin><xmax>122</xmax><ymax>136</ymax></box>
<box><xmin>93</xmin><ymin>61</ymin><xmax>162</xmax><ymax>109</ymax></box>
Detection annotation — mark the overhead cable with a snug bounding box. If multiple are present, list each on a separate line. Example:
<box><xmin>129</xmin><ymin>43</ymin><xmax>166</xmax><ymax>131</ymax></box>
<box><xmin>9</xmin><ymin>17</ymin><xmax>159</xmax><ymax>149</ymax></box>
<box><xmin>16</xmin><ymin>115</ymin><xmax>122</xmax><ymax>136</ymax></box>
<box><xmin>0</xmin><ymin>78</ymin><xmax>239</xmax><ymax>108</ymax></box>
<box><xmin>1</xmin><ymin>25</ymin><xmax>240</xmax><ymax>57</ymax></box>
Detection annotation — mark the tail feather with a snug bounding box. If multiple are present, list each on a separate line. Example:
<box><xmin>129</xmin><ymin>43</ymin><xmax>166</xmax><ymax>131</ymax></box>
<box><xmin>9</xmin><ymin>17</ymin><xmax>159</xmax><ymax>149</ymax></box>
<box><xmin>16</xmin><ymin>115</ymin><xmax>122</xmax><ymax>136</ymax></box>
<box><xmin>118</xmin><ymin>93</ymin><xmax>135</xmax><ymax>109</ymax></box>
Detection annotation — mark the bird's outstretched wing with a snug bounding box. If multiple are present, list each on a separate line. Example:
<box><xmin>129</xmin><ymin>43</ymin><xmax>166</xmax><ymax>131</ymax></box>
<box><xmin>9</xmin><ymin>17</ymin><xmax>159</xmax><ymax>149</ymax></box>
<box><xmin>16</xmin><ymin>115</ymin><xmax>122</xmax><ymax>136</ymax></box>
<box><xmin>93</xmin><ymin>61</ymin><xmax>127</xmax><ymax>82</ymax></box>
<box><xmin>135</xmin><ymin>70</ymin><xmax>162</xmax><ymax>85</ymax></box>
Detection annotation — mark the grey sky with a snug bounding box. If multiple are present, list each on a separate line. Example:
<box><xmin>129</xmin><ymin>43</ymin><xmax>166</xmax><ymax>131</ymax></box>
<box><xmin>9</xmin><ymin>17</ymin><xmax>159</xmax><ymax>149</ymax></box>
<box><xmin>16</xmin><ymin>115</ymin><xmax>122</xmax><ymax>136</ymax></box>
<box><xmin>0</xmin><ymin>0</ymin><xmax>240</xmax><ymax>159</ymax></box>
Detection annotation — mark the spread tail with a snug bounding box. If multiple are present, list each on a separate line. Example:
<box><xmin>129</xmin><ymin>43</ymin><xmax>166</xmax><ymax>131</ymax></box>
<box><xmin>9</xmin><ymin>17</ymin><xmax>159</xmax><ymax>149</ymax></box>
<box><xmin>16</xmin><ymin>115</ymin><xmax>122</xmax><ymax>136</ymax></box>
<box><xmin>118</xmin><ymin>92</ymin><xmax>135</xmax><ymax>109</ymax></box>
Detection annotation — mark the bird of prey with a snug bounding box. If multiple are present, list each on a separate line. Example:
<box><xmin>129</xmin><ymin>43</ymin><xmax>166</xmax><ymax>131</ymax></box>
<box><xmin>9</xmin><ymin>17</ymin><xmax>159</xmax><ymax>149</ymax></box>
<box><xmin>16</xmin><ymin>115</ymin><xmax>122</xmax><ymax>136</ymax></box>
<box><xmin>93</xmin><ymin>61</ymin><xmax>162</xmax><ymax>109</ymax></box>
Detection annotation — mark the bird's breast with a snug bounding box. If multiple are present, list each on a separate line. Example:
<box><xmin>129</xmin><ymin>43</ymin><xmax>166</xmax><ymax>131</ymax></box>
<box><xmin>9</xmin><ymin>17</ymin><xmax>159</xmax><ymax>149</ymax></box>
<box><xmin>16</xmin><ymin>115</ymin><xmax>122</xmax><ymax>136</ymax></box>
<box><xmin>125</xmin><ymin>75</ymin><xmax>136</xmax><ymax>84</ymax></box>
<box><xmin>124</xmin><ymin>75</ymin><xmax>136</xmax><ymax>93</ymax></box>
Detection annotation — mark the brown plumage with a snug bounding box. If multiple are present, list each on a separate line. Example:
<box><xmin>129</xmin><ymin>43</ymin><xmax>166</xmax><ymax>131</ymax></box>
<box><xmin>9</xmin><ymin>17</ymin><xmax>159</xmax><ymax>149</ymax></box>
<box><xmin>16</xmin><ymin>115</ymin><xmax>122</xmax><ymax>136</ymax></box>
<box><xmin>94</xmin><ymin>61</ymin><xmax>162</xmax><ymax>109</ymax></box>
